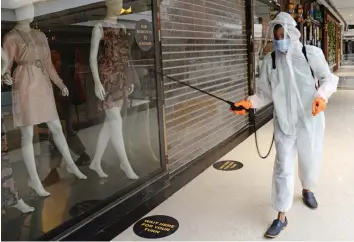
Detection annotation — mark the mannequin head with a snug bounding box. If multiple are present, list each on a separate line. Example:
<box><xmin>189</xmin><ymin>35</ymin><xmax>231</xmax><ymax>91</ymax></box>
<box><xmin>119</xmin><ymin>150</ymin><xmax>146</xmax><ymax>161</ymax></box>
<box><xmin>14</xmin><ymin>0</ymin><xmax>34</xmax><ymax>23</ymax></box>
<box><xmin>105</xmin><ymin>0</ymin><xmax>123</xmax><ymax>17</ymax></box>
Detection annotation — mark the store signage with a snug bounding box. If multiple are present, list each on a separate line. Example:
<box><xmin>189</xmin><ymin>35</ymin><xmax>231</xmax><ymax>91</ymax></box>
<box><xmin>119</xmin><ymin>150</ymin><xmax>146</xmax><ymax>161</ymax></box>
<box><xmin>133</xmin><ymin>215</ymin><xmax>179</xmax><ymax>239</ymax></box>
<box><xmin>135</xmin><ymin>19</ymin><xmax>153</xmax><ymax>51</ymax></box>
<box><xmin>213</xmin><ymin>160</ymin><xmax>244</xmax><ymax>171</ymax></box>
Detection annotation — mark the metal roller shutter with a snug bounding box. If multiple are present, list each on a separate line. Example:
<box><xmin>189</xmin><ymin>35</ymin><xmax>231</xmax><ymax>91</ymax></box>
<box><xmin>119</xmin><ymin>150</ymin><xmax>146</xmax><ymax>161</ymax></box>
<box><xmin>160</xmin><ymin>0</ymin><xmax>249</xmax><ymax>172</ymax></box>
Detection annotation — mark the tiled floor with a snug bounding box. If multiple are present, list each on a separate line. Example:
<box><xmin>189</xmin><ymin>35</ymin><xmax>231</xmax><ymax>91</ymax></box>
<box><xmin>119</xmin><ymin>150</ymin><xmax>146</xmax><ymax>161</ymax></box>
<box><xmin>336</xmin><ymin>67</ymin><xmax>354</xmax><ymax>77</ymax></box>
<box><xmin>112</xmin><ymin>87</ymin><xmax>354</xmax><ymax>240</ymax></box>
<box><xmin>335</xmin><ymin>66</ymin><xmax>354</xmax><ymax>90</ymax></box>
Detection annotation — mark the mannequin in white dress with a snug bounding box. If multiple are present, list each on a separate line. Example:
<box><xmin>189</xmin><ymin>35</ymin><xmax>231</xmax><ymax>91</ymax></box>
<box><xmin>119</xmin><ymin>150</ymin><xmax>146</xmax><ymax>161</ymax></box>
<box><xmin>89</xmin><ymin>0</ymin><xmax>138</xmax><ymax>179</ymax></box>
<box><xmin>2</xmin><ymin>0</ymin><xmax>87</xmax><ymax>197</ymax></box>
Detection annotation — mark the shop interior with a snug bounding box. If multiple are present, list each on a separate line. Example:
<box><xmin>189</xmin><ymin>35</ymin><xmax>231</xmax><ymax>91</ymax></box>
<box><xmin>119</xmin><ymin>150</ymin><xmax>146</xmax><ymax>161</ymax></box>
<box><xmin>1</xmin><ymin>0</ymin><xmax>162</xmax><ymax>240</ymax></box>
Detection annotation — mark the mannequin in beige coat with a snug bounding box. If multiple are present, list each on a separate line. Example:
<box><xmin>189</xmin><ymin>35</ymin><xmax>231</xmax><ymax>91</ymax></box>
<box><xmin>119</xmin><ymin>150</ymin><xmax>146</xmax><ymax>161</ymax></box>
<box><xmin>2</xmin><ymin>47</ymin><xmax>35</xmax><ymax>213</ymax></box>
<box><xmin>2</xmin><ymin>0</ymin><xmax>87</xmax><ymax>197</ymax></box>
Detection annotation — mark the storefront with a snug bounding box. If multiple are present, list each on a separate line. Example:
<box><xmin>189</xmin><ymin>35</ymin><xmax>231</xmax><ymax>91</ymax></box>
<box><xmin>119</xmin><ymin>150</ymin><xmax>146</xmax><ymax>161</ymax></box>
<box><xmin>159</xmin><ymin>0</ymin><xmax>251</xmax><ymax>172</ymax></box>
<box><xmin>301</xmin><ymin>1</ymin><xmax>324</xmax><ymax>49</ymax></box>
<box><xmin>9</xmin><ymin>0</ymin><xmax>343</xmax><ymax>240</ymax></box>
<box><xmin>343</xmin><ymin>27</ymin><xmax>354</xmax><ymax>55</ymax></box>
<box><xmin>295</xmin><ymin>0</ymin><xmax>342</xmax><ymax>70</ymax></box>
<box><xmin>344</xmin><ymin>39</ymin><xmax>354</xmax><ymax>54</ymax></box>
<box><xmin>323</xmin><ymin>6</ymin><xmax>341</xmax><ymax>71</ymax></box>
<box><xmin>1</xmin><ymin>0</ymin><xmax>259</xmax><ymax>240</ymax></box>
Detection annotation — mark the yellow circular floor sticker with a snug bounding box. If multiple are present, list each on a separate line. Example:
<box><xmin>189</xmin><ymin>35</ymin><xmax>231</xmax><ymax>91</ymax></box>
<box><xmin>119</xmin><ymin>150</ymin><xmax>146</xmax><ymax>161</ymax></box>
<box><xmin>213</xmin><ymin>160</ymin><xmax>243</xmax><ymax>171</ymax></box>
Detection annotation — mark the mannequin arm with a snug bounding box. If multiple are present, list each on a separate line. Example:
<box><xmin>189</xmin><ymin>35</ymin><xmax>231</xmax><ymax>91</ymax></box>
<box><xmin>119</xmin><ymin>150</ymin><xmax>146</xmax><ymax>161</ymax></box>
<box><xmin>89</xmin><ymin>25</ymin><xmax>106</xmax><ymax>100</ymax></box>
<box><xmin>2</xmin><ymin>36</ymin><xmax>15</xmax><ymax>85</ymax></box>
<box><xmin>89</xmin><ymin>25</ymin><xmax>103</xmax><ymax>86</ymax></box>
<box><xmin>1</xmin><ymin>48</ymin><xmax>10</xmax><ymax>76</ymax></box>
<box><xmin>42</xmin><ymin>33</ymin><xmax>66</xmax><ymax>90</ymax></box>
<box><xmin>2</xmin><ymin>35</ymin><xmax>15</xmax><ymax>74</ymax></box>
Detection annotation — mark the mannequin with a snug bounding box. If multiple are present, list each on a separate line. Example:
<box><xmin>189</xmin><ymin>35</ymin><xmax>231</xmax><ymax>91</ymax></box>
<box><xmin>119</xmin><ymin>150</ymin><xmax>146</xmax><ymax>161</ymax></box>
<box><xmin>2</xmin><ymin>0</ymin><xmax>87</xmax><ymax>197</ymax></box>
<box><xmin>89</xmin><ymin>0</ymin><xmax>138</xmax><ymax>179</ymax></box>
<box><xmin>2</xmin><ymin>48</ymin><xmax>34</xmax><ymax>214</ymax></box>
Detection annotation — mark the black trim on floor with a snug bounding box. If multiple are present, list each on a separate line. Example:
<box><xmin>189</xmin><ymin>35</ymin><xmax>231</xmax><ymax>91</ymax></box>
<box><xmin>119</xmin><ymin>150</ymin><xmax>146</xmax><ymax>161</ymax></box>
<box><xmin>60</xmin><ymin>115</ymin><xmax>272</xmax><ymax>241</ymax></box>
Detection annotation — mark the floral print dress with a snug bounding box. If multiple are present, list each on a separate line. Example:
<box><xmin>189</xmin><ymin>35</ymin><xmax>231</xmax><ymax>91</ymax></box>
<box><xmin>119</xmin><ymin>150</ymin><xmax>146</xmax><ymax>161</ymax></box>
<box><xmin>97</xmin><ymin>24</ymin><xmax>134</xmax><ymax>111</ymax></box>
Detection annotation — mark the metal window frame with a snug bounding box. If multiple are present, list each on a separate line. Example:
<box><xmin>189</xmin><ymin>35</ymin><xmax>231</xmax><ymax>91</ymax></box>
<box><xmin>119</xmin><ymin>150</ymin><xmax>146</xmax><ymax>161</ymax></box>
<box><xmin>246</xmin><ymin>0</ymin><xmax>255</xmax><ymax>126</ymax></box>
<box><xmin>152</xmin><ymin>0</ymin><xmax>168</xmax><ymax>172</ymax></box>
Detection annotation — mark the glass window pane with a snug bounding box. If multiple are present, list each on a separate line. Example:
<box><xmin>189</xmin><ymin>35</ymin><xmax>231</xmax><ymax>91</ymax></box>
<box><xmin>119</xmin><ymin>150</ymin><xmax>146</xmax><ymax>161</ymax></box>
<box><xmin>1</xmin><ymin>0</ymin><xmax>162</xmax><ymax>240</ymax></box>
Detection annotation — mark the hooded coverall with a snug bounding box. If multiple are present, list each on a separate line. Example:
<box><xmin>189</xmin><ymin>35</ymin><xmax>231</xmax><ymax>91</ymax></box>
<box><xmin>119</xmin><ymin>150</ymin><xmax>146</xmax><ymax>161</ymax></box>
<box><xmin>248</xmin><ymin>12</ymin><xmax>339</xmax><ymax>212</ymax></box>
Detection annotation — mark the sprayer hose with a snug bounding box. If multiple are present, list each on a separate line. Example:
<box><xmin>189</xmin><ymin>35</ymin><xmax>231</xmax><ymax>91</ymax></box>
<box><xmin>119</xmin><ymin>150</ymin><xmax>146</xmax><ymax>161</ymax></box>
<box><xmin>253</xmin><ymin>117</ymin><xmax>275</xmax><ymax>159</ymax></box>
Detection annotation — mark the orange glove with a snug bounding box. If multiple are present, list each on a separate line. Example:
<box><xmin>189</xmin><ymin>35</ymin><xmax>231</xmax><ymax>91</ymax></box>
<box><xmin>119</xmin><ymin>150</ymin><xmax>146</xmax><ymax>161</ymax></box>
<box><xmin>312</xmin><ymin>97</ymin><xmax>326</xmax><ymax>116</ymax></box>
<box><xmin>232</xmin><ymin>100</ymin><xmax>252</xmax><ymax>115</ymax></box>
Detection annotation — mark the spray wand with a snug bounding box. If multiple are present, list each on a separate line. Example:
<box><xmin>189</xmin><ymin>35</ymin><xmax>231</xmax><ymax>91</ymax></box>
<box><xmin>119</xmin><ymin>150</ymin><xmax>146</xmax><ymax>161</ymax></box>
<box><xmin>152</xmin><ymin>70</ymin><xmax>274</xmax><ymax>159</ymax></box>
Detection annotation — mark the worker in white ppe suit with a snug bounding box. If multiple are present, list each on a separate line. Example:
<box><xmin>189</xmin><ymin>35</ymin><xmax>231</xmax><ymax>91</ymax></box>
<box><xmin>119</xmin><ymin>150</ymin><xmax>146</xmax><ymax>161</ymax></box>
<box><xmin>233</xmin><ymin>12</ymin><xmax>338</xmax><ymax>238</ymax></box>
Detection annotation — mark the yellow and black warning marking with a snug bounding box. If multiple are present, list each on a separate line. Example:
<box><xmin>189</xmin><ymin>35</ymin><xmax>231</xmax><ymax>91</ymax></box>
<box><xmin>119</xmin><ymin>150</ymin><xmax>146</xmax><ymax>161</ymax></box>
<box><xmin>213</xmin><ymin>160</ymin><xmax>243</xmax><ymax>171</ymax></box>
<box><xmin>133</xmin><ymin>215</ymin><xmax>179</xmax><ymax>239</ymax></box>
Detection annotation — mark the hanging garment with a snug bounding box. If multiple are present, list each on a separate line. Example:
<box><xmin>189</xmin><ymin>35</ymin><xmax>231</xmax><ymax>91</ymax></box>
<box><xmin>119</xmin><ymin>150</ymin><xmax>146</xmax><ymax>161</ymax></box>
<box><xmin>97</xmin><ymin>24</ymin><xmax>134</xmax><ymax>111</ymax></box>
<box><xmin>3</xmin><ymin>29</ymin><xmax>66</xmax><ymax>127</ymax></box>
<box><xmin>51</xmin><ymin>49</ymin><xmax>69</xmax><ymax>108</ymax></box>
<box><xmin>73</xmin><ymin>49</ymin><xmax>86</xmax><ymax>106</ymax></box>
<box><xmin>51</xmin><ymin>50</ymin><xmax>61</xmax><ymax>74</ymax></box>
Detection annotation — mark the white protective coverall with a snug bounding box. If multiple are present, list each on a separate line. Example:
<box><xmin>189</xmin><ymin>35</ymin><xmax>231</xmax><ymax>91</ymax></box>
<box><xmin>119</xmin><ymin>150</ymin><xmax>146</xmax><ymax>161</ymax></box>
<box><xmin>248</xmin><ymin>12</ymin><xmax>339</xmax><ymax>212</ymax></box>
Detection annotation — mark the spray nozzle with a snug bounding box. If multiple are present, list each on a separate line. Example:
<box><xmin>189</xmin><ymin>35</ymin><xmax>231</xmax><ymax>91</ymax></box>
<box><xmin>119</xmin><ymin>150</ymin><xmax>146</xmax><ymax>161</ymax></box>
<box><xmin>227</xmin><ymin>101</ymin><xmax>249</xmax><ymax>112</ymax></box>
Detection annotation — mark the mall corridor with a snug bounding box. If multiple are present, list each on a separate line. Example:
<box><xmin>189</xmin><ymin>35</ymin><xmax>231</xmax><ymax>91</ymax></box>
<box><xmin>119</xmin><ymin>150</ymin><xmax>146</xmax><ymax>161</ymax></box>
<box><xmin>111</xmin><ymin>68</ymin><xmax>354</xmax><ymax>241</ymax></box>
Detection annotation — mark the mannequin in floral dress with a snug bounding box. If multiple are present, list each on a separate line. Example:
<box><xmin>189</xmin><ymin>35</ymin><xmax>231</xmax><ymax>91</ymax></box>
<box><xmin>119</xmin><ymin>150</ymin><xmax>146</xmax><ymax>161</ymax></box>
<box><xmin>2</xmin><ymin>0</ymin><xmax>87</xmax><ymax>197</ymax></box>
<box><xmin>89</xmin><ymin>0</ymin><xmax>138</xmax><ymax>179</ymax></box>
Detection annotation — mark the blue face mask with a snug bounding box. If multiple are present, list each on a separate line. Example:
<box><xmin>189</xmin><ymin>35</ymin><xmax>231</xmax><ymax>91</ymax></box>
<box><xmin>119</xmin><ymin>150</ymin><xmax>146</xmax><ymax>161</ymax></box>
<box><xmin>274</xmin><ymin>39</ymin><xmax>291</xmax><ymax>53</ymax></box>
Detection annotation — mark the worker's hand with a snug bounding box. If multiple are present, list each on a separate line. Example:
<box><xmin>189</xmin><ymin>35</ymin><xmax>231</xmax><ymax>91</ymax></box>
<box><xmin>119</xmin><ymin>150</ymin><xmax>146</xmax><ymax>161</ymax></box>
<box><xmin>312</xmin><ymin>97</ymin><xmax>326</xmax><ymax>116</ymax></box>
<box><xmin>232</xmin><ymin>100</ymin><xmax>252</xmax><ymax>115</ymax></box>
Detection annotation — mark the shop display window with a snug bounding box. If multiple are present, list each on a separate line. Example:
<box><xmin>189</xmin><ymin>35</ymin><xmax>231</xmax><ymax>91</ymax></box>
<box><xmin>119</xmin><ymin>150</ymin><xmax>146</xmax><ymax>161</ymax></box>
<box><xmin>1</xmin><ymin>0</ymin><xmax>162</xmax><ymax>240</ymax></box>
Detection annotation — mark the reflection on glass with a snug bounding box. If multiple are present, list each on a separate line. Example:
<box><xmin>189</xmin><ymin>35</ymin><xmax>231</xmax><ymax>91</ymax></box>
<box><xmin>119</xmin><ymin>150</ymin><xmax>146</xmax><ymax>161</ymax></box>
<box><xmin>1</xmin><ymin>0</ymin><xmax>161</xmax><ymax>240</ymax></box>
<box><xmin>2</xmin><ymin>48</ymin><xmax>35</xmax><ymax>214</ymax></box>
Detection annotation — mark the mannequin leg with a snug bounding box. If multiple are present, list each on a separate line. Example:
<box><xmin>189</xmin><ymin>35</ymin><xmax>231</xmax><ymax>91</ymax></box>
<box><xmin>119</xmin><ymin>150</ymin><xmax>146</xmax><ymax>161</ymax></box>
<box><xmin>89</xmin><ymin>120</ymin><xmax>111</xmax><ymax>178</ymax></box>
<box><xmin>11</xmin><ymin>199</ymin><xmax>35</xmax><ymax>213</ymax></box>
<box><xmin>46</xmin><ymin>120</ymin><xmax>87</xmax><ymax>179</ymax></box>
<box><xmin>20</xmin><ymin>126</ymin><xmax>50</xmax><ymax>197</ymax></box>
<box><xmin>2</xmin><ymin>124</ymin><xmax>35</xmax><ymax>212</ymax></box>
<box><xmin>105</xmin><ymin>107</ymin><xmax>139</xmax><ymax>179</ymax></box>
